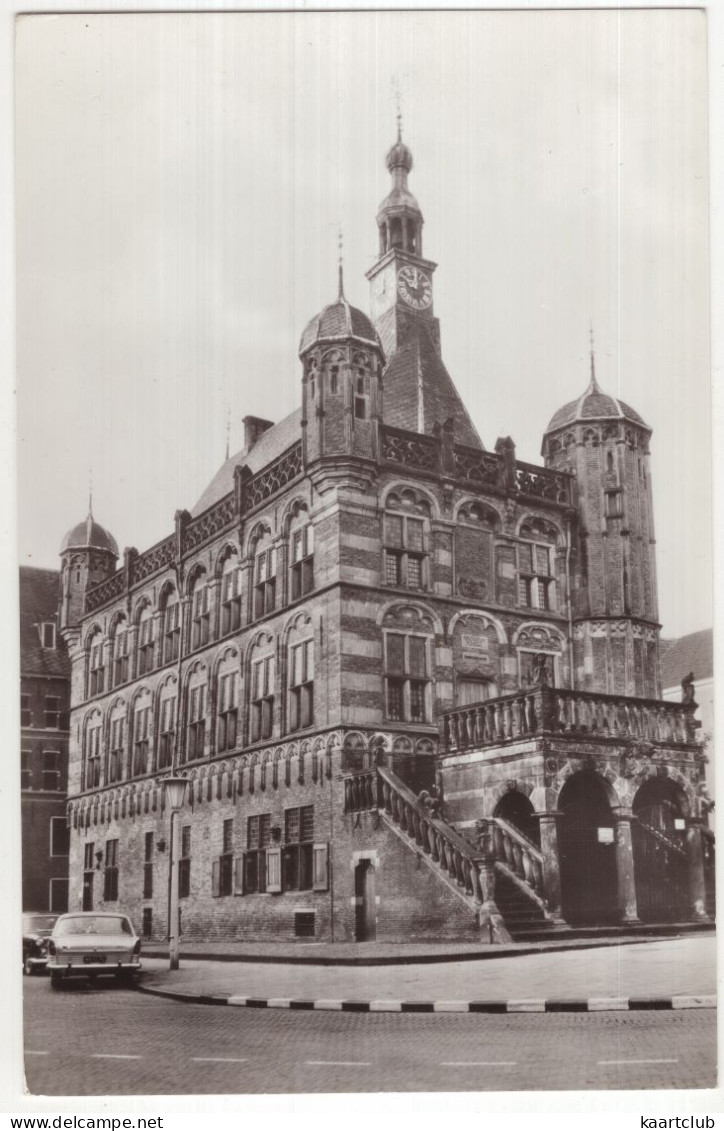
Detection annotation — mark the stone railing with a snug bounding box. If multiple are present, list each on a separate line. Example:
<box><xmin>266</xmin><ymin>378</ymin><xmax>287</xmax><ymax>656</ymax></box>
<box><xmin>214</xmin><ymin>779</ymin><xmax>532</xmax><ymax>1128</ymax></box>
<box><xmin>344</xmin><ymin>770</ymin><xmax>379</xmax><ymax>813</ymax></box>
<box><xmin>85</xmin><ymin>569</ymin><xmax>125</xmax><ymax>614</ymax></box>
<box><xmin>246</xmin><ymin>442</ymin><xmax>303</xmax><ymax>511</ymax></box>
<box><xmin>487</xmin><ymin>817</ymin><xmax>547</xmax><ymax>900</ymax></box>
<box><xmin>376</xmin><ymin>765</ymin><xmax>489</xmax><ymax>905</ymax></box>
<box><xmin>635</xmin><ymin>817</ymin><xmax>687</xmax><ymax>860</ymax></box>
<box><xmin>380</xmin><ymin>426</ymin><xmax>440</xmax><ymax>473</ymax></box>
<box><xmin>130</xmin><ymin>534</ymin><xmax>176</xmax><ymax>586</ymax></box>
<box><xmin>441</xmin><ymin>686</ymin><xmax>699</xmax><ymax>753</ymax></box>
<box><xmin>182</xmin><ymin>495</ymin><xmax>236</xmax><ymax>555</ymax></box>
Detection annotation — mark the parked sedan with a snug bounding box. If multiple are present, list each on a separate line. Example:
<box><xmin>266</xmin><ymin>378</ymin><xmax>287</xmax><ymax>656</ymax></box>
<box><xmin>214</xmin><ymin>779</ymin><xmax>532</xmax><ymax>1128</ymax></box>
<box><xmin>47</xmin><ymin>912</ymin><xmax>142</xmax><ymax>988</ymax></box>
<box><xmin>22</xmin><ymin>913</ymin><xmax>58</xmax><ymax>976</ymax></box>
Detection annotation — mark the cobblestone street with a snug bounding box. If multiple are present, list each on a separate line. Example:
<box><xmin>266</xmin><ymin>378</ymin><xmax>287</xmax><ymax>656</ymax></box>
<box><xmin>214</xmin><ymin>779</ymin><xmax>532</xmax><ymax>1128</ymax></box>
<box><xmin>23</xmin><ymin>976</ymin><xmax>716</xmax><ymax>1095</ymax></box>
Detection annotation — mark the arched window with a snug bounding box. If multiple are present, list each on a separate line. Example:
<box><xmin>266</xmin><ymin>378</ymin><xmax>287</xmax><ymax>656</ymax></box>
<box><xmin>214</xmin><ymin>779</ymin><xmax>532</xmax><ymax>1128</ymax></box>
<box><xmin>108</xmin><ymin>702</ymin><xmax>126</xmax><ymax>783</ymax></box>
<box><xmin>190</xmin><ymin>571</ymin><xmax>211</xmax><ymax>649</ymax></box>
<box><xmin>162</xmin><ymin>589</ymin><xmax>181</xmax><ymax>664</ymax></box>
<box><xmin>250</xmin><ymin>633</ymin><xmax>276</xmax><ymax>743</ymax></box>
<box><xmin>288</xmin><ymin>615</ymin><xmax>314</xmax><ymax>732</ymax></box>
<box><xmin>217</xmin><ymin>655</ymin><xmax>240</xmax><ymax>754</ymax></box>
<box><xmin>84</xmin><ymin>713</ymin><xmax>102</xmax><ymax>789</ymax></box>
<box><xmin>184</xmin><ymin>670</ymin><xmax>208</xmax><ymax>764</ymax></box>
<box><xmin>382</xmin><ymin>606</ymin><xmax>434</xmax><ymax>724</ymax></box>
<box><xmin>137</xmin><ymin>604</ymin><xmax>155</xmax><ymax>676</ymax></box>
<box><xmin>451</xmin><ymin>614</ymin><xmax>500</xmax><ymax>704</ymax></box>
<box><xmin>220</xmin><ymin>554</ymin><xmax>242</xmax><ymax>636</ymax></box>
<box><xmin>110</xmin><ymin>617</ymin><xmax>129</xmax><ymax>687</ymax></box>
<box><xmin>87</xmin><ymin>629</ymin><xmax>105</xmax><ymax>697</ymax></box>
<box><xmin>253</xmin><ymin>530</ymin><xmax>276</xmax><ymax>619</ymax></box>
<box><xmin>132</xmin><ymin>692</ymin><xmax>152</xmax><ymax>777</ymax></box>
<box><xmin>383</xmin><ymin>489</ymin><xmax>431</xmax><ymax>592</ymax></box>
<box><xmin>455</xmin><ymin>501</ymin><xmax>498</xmax><ymax>602</ymax></box>
<box><xmin>157</xmin><ymin>683</ymin><xmax>177</xmax><ymax>771</ymax></box>
<box><xmin>288</xmin><ymin>506</ymin><xmax>314</xmax><ymax>601</ymax></box>
<box><xmin>517</xmin><ymin>519</ymin><xmax>559</xmax><ymax>611</ymax></box>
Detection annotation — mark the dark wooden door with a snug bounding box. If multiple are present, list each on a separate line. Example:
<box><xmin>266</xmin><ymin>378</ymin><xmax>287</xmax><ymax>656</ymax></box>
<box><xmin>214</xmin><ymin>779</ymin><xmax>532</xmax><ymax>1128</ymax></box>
<box><xmin>558</xmin><ymin>773</ymin><xmax>618</xmax><ymax>926</ymax></box>
<box><xmin>354</xmin><ymin>860</ymin><xmax>376</xmax><ymax>941</ymax></box>
<box><xmin>82</xmin><ymin>871</ymin><xmax>94</xmax><ymax>911</ymax></box>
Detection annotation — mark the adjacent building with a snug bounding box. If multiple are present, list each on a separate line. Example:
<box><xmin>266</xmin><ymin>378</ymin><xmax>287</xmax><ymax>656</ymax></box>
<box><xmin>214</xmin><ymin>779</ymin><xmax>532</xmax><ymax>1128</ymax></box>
<box><xmin>20</xmin><ymin>566</ymin><xmax>71</xmax><ymax>913</ymax></box>
<box><xmin>57</xmin><ymin>130</ymin><xmax>713</xmax><ymax>943</ymax></box>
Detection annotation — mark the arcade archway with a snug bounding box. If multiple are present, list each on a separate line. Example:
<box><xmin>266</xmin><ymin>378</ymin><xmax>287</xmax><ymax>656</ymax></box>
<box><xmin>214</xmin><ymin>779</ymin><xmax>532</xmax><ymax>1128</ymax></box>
<box><xmin>632</xmin><ymin>776</ymin><xmax>689</xmax><ymax>922</ymax></box>
<box><xmin>494</xmin><ymin>790</ymin><xmax>540</xmax><ymax>847</ymax></box>
<box><xmin>558</xmin><ymin>771</ymin><xmax>618</xmax><ymax>925</ymax></box>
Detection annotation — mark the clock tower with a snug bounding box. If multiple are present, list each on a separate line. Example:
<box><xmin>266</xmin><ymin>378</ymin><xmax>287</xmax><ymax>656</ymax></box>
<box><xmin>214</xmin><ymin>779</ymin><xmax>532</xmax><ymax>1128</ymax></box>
<box><xmin>366</xmin><ymin>124</ymin><xmax>440</xmax><ymax>360</ymax></box>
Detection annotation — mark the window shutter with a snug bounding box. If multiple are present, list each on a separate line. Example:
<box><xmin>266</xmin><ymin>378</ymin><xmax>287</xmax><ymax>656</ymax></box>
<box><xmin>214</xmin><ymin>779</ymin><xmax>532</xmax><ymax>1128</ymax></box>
<box><xmin>312</xmin><ymin>843</ymin><xmax>329</xmax><ymax>891</ymax></box>
<box><xmin>234</xmin><ymin>856</ymin><xmax>244</xmax><ymax>896</ymax></box>
<box><xmin>211</xmin><ymin>859</ymin><xmax>221</xmax><ymax>897</ymax></box>
<box><xmin>266</xmin><ymin>847</ymin><xmax>282</xmax><ymax>893</ymax></box>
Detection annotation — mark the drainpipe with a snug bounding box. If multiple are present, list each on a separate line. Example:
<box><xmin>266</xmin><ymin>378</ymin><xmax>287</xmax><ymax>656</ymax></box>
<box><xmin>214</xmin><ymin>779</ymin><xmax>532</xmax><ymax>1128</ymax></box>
<box><xmin>565</xmin><ymin>519</ymin><xmax>575</xmax><ymax>690</ymax></box>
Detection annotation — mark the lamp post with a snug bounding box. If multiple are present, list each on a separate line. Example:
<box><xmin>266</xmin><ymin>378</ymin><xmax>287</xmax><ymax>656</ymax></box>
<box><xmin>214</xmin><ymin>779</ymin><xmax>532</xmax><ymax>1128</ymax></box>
<box><xmin>162</xmin><ymin>774</ymin><xmax>188</xmax><ymax>971</ymax></box>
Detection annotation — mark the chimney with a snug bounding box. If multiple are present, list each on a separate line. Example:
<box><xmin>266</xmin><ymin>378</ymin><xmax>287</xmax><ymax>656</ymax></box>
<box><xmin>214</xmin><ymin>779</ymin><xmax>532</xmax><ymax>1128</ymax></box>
<box><xmin>243</xmin><ymin>415</ymin><xmax>274</xmax><ymax>451</ymax></box>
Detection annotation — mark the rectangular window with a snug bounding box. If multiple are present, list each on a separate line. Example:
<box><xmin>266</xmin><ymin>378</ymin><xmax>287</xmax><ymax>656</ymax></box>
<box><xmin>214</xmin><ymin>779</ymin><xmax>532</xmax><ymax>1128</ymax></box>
<box><xmin>221</xmin><ymin>567</ymin><xmax>242</xmax><ymax>635</ymax></box>
<box><xmin>90</xmin><ymin>641</ymin><xmax>105</xmax><ymax>695</ymax></box>
<box><xmin>251</xmin><ymin>655</ymin><xmax>275</xmax><ymax>743</ymax></box>
<box><xmin>164</xmin><ymin>601</ymin><xmax>181</xmax><ymax>664</ymax></box>
<box><xmin>243</xmin><ymin>814</ymin><xmax>272</xmax><ymax>894</ymax></box>
<box><xmin>21</xmin><ymin>749</ymin><xmax>31</xmax><ymax>790</ymax></box>
<box><xmin>192</xmin><ymin>586</ymin><xmax>211</xmax><ymax>649</ymax></box>
<box><xmin>40</xmin><ymin>622</ymin><xmax>56</xmax><ymax>649</ymax></box>
<box><xmin>133</xmin><ymin>706</ymin><xmax>151</xmax><ymax>776</ymax></box>
<box><xmin>217</xmin><ymin>820</ymin><xmax>234</xmax><ymax>897</ymax></box>
<box><xmin>84</xmin><ymin>841</ymin><xmax>95</xmax><ymax>872</ymax></box>
<box><xmin>137</xmin><ymin>617</ymin><xmax>155</xmax><ymax>675</ymax></box>
<box><xmin>42</xmin><ymin>749</ymin><xmax>61</xmax><ymax>791</ymax></box>
<box><xmin>290</xmin><ymin>526</ymin><xmax>314</xmax><ymax>601</ymax></box>
<box><xmin>142</xmin><ymin>831</ymin><xmax>153</xmax><ymax>898</ymax></box>
<box><xmin>87</xmin><ymin>726</ymin><xmax>102</xmax><ymax>788</ymax></box>
<box><xmin>254</xmin><ymin>547</ymin><xmax>277</xmax><ymax>619</ymax></box>
<box><xmin>383</xmin><ymin>513</ymin><xmax>426</xmax><ymax>590</ymax></box>
<box><xmin>289</xmin><ymin>638</ymin><xmax>314</xmax><ymax>731</ymax></box>
<box><xmin>517</xmin><ymin>542</ymin><xmax>555</xmax><ymax>610</ymax></box>
<box><xmin>158</xmin><ymin>697</ymin><xmax>176</xmax><ymax>770</ymax></box>
<box><xmin>217</xmin><ymin>672</ymin><xmax>239</xmax><ymax>752</ymax></box>
<box><xmin>50</xmin><ymin>816</ymin><xmax>70</xmax><ymax>857</ymax></box>
<box><xmin>104</xmin><ymin>839</ymin><xmax>119</xmax><ymax>901</ymax></box>
<box><xmin>384</xmin><ymin>634</ymin><xmax>430</xmax><ymax>724</ymax></box>
<box><xmin>20</xmin><ymin>693</ymin><xmax>31</xmax><ymax>728</ymax></box>
<box><xmin>142</xmin><ymin>907</ymin><xmax>153</xmax><ymax>939</ymax></box>
<box><xmin>179</xmin><ymin>825</ymin><xmax>191</xmax><ymax>899</ymax></box>
<box><xmin>108</xmin><ymin>717</ymin><xmax>125</xmax><ymax>783</ymax></box>
<box><xmin>185</xmin><ymin>685</ymin><xmax>206</xmax><ymax>762</ymax></box>
<box><xmin>44</xmin><ymin>696</ymin><xmax>61</xmax><ymax>729</ymax></box>
<box><xmin>282</xmin><ymin>806</ymin><xmax>314</xmax><ymax>892</ymax></box>
<box><xmin>113</xmin><ymin>631</ymin><xmax>129</xmax><ymax>686</ymax></box>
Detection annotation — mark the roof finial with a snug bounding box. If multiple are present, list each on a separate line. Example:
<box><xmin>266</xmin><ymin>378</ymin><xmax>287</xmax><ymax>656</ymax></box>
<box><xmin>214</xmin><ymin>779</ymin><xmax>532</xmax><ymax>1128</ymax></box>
<box><xmin>588</xmin><ymin>323</ymin><xmax>600</xmax><ymax>391</ymax></box>
<box><xmin>88</xmin><ymin>467</ymin><xmax>93</xmax><ymax>519</ymax></box>
<box><xmin>337</xmin><ymin>225</ymin><xmax>345</xmax><ymax>301</ymax></box>
<box><xmin>393</xmin><ymin>78</ymin><xmax>403</xmax><ymax>142</ymax></box>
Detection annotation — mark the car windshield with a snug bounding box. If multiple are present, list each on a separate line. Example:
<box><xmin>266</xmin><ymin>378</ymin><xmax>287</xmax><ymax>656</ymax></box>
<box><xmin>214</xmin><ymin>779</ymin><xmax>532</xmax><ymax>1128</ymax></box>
<box><xmin>55</xmin><ymin>916</ymin><xmax>133</xmax><ymax>937</ymax></box>
<box><xmin>25</xmin><ymin>916</ymin><xmax>56</xmax><ymax>932</ymax></box>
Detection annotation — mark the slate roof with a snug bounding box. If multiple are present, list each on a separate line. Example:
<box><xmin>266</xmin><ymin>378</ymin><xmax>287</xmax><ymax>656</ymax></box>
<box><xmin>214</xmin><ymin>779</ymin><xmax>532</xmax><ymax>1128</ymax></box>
<box><xmin>660</xmin><ymin>628</ymin><xmax>713</xmax><ymax>691</ymax></box>
<box><xmin>299</xmin><ymin>299</ymin><xmax>380</xmax><ymax>356</ymax></box>
<box><xmin>191</xmin><ymin>407</ymin><xmax>303</xmax><ymax>517</ymax></box>
<box><xmin>19</xmin><ymin>567</ymin><xmax>70</xmax><ymax>679</ymax></box>
<box><xmin>381</xmin><ymin>320</ymin><xmax>483</xmax><ymax>449</ymax></box>
<box><xmin>60</xmin><ymin>515</ymin><xmax>119</xmax><ymax>556</ymax></box>
<box><xmin>545</xmin><ymin>377</ymin><xmax>647</xmax><ymax>434</ymax></box>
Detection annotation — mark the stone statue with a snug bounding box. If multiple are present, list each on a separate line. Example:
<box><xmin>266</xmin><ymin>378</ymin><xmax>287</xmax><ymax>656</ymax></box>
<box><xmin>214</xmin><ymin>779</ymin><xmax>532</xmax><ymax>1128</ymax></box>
<box><xmin>682</xmin><ymin>672</ymin><xmax>696</xmax><ymax>704</ymax></box>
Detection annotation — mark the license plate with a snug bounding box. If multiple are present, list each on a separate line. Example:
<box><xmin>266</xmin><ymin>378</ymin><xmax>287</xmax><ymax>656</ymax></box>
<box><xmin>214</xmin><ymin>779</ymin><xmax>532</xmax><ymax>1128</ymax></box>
<box><xmin>84</xmin><ymin>955</ymin><xmax>106</xmax><ymax>963</ymax></box>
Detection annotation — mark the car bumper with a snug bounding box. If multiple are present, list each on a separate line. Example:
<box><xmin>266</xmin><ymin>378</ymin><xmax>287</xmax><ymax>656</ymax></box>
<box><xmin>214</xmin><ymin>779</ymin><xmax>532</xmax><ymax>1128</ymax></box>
<box><xmin>48</xmin><ymin>960</ymin><xmax>142</xmax><ymax>977</ymax></box>
<box><xmin>25</xmin><ymin>955</ymin><xmax>49</xmax><ymax>970</ymax></box>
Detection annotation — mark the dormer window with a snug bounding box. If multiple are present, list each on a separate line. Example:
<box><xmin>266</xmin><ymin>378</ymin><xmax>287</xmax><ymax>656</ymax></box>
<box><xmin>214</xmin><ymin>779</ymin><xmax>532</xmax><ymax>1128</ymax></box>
<box><xmin>39</xmin><ymin>622</ymin><xmax>56</xmax><ymax>650</ymax></box>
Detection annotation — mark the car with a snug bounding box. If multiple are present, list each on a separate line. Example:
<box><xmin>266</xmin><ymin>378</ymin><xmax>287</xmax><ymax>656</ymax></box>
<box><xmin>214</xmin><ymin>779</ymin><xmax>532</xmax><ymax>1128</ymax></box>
<box><xmin>22</xmin><ymin>913</ymin><xmax>58</xmax><ymax>976</ymax></box>
<box><xmin>47</xmin><ymin>912</ymin><xmax>142</xmax><ymax>988</ymax></box>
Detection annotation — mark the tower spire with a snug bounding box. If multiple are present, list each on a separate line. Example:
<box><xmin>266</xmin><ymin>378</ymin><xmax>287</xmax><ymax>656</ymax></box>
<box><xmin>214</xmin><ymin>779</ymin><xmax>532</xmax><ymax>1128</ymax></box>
<box><xmin>337</xmin><ymin>226</ymin><xmax>345</xmax><ymax>301</ymax></box>
<box><xmin>588</xmin><ymin>324</ymin><xmax>600</xmax><ymax>392</ymax></box>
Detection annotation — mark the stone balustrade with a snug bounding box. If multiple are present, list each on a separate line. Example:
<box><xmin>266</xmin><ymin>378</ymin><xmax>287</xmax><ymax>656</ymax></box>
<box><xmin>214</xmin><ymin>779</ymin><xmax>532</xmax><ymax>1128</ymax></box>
<box><xmin>441</xmin><ymin>685</ymin><xmax>699</xmax><ymax>753</ymax></box>
<box><xmin>343</xmin><ymin>770</ymin><xmax>379</xmax><ymax>813</ymax></box>
<box><xmin>486</xmin><ymin>817</ymin><xmax>546</xmax><ymax>898</ymax></box>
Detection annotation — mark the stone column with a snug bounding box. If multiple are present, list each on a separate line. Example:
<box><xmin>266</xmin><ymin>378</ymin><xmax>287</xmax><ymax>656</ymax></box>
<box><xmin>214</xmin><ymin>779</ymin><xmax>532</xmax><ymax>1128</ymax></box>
<box><xmin>612</xmin><ymin>807</ymin><xmax>640</xmax><ymax>924</ymax></box>
<box><xmin>686</xmin><ymin>818</ymin><xmax>712</xmax><ymax>922</ymax></box>
<box><xmin>535</xmin><ymin>811</ymin><xmax>565</xmax><ymax>923</ymax></box>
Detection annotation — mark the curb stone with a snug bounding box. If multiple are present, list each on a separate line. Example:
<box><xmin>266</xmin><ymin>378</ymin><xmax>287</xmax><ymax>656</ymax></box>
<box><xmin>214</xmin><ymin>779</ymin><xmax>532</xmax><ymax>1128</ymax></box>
<box><xmin>136</xmin><ymin>984</ymin><xmax>716</xmax><ymax>1014</ymax></box>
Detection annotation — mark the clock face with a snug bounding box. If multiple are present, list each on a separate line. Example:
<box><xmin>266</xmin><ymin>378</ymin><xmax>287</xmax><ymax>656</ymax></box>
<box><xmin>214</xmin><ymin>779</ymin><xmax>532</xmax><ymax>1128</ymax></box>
<box><xmin>397</xmin><ymin>265</ymin><xmax>432</xmax><ymax>310</ymax></box>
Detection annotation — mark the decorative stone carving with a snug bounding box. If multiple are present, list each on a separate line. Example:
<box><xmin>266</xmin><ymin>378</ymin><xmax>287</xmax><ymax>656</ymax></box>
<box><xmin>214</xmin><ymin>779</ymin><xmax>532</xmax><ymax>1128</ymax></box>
<box><xmin>246</xmin><ymin>442</ymin><xmax>303</xmax><ymax>510</ymax></box>
<box><xmin>380</xmin><ymin>426</ymin><xmax>439</xmax><ymax>472</ymax></box>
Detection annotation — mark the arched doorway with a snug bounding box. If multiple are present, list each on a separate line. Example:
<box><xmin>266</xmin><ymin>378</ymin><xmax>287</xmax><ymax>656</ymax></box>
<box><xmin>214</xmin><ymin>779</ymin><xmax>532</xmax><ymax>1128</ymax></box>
<box><xmin>632</xmin><ymin>776</ymin><xmax>689</xmax><ymax>922</ymax></box>
<box><xmin>354</xmin><ymin>859</ymin><xmax>377</xmax><ymax>941</ymax></box>
<box><xmin>494</xmin><ymin>790</ymin><xmax>540</xmax><ymax>846</ymax></box>
<box><xmin>558</xmin><ymin>771</ymin><xmax>618</xmax><ymax>925</ymax></box>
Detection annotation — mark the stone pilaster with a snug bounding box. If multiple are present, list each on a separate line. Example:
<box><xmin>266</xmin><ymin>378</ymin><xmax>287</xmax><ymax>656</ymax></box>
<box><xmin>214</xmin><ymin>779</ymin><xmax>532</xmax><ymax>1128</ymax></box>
<box><xmin>535</xmin><ymin>811</ymin><xmax>565</xmax><ymax>923</ymax></box>
<box><xmin>612</xmin><ymin>807</ymin><xmax>640</xmax><ymax>924</ymax></box>
<box><xmin>686</xmin><ymin>818</ymin><xmax>712</xmax><ymax>922</ymax></box>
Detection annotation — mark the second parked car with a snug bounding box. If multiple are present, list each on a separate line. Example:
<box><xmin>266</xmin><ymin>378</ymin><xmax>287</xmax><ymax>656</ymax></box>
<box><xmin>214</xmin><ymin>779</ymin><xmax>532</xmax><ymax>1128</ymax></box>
<box><xmin>47</xmin><ymin>912</ymin><xmax>142</xmax><ymax>988</ymax></box>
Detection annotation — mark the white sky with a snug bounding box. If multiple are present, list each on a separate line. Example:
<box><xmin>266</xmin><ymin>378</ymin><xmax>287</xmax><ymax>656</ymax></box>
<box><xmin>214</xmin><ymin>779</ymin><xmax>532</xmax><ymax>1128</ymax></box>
<box><xmin>15</xmin><ymin>9</ymin><xmax>711</xmax><ymax>639</ymax></box>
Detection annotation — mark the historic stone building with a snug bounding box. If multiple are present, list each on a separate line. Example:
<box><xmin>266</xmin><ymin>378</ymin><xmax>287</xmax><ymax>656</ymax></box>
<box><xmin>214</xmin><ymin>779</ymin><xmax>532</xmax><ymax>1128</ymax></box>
<box><xmin>59</xmin><ymin>130</ymin><xmax>713</xmax><ymax>943</ymax></box>
<box><xmin>20</xmin><ymin>566</ymin><xmax>71</xmax><ymax>913</ymax></box>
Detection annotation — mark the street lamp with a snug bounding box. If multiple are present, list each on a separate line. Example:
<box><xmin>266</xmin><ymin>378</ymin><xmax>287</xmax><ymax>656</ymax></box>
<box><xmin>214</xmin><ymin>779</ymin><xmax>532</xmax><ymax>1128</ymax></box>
<box><xmin>161</xmin><ymin>774</ymin><xmax>188</xmax><ymax>971</ymax></box>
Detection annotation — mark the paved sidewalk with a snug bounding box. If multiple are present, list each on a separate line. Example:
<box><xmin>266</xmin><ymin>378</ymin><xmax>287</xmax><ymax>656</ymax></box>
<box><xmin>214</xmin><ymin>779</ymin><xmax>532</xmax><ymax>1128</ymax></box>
<box><xmin>138</xmin><ymin>933</ymin><xmax>716</xmax><ymax>1012</ymax></box>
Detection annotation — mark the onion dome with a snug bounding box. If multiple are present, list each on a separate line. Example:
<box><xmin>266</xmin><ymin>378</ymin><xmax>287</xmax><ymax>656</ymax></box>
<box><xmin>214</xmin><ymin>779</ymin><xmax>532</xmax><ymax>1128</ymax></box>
<box><xmin>299</xmin><ymin>298</ymin><xmax>381</xmax><ymax>357</ymax></box>
<box><xmin>60</xmin><ymin>511</ymin><xmax>118</xmax><ymax>557</ymax></box>
<box><xmin>545</xmin><ymin>371</ymin><xmax>647</xmax><ymax>434</ymax></box>
<box><xmin>386</xmin><ymin>136</ymin><xmax>413</xmax><ymax>174</ymax></box>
